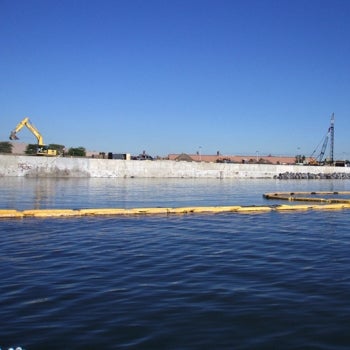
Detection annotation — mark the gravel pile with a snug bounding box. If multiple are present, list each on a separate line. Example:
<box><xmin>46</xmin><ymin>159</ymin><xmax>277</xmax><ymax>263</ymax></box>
<box><xmin>274</xmin><ymin>172</ymin><xmax>350</xmax><ymax>180</ymax></box>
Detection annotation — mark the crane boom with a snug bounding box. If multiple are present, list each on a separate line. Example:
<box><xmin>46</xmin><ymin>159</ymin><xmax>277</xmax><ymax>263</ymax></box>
<box><xmin>9</xmin><ymin>117</ymin><xmax>57</xmax><ymax>156</ymax></box>
<box><xmin>318</xmin><ymin>135</ymin><xmax>328</xmax><ymax>162</ymax></box>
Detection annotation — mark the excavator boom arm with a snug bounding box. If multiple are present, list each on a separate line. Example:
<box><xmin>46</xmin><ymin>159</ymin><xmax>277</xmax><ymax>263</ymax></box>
<box><xmin>9</xmin><ymin>117</ymin><xmax>44</xmax><ymax>145</ymax></box>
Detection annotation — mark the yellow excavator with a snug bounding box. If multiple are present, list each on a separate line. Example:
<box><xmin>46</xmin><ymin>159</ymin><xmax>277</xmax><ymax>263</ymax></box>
<box><xmin>9</xmin><ymin>117</ymin><xmax>57</xmax><ymax>156</ymax></box>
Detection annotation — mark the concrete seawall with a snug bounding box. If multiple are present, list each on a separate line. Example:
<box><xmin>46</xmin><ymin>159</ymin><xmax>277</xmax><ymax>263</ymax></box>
<box><xmin>1</xmin><ymin>154</ymin><xmax>350</xmax><ymax>178</ymax></box>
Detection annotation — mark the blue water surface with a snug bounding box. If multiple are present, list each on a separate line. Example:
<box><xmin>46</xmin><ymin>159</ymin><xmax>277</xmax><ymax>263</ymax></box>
<box><xmin>1</xmin><ymin>178</ymin><xmax>350</xmax><ymax>349</ymax></box>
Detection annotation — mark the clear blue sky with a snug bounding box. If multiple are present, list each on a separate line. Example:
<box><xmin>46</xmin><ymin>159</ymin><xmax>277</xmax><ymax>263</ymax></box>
<box><xmin>1</xmin><ymin>0</ymin><xmax>350</xmax><ymax>158</ymax></box>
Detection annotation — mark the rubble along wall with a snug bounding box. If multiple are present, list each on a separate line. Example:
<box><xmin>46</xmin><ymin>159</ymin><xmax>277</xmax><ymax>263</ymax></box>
<box><xmin>1</xmin><ymin>154</ymin><xmax>350</xmax><ymax>178</ymax></box>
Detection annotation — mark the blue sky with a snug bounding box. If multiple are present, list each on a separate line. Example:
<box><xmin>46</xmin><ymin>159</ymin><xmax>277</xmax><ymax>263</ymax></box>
<box><xmin>1</xmin><ymin>0</ymin><xmax>350</xmax><ymax>159</ymax></box>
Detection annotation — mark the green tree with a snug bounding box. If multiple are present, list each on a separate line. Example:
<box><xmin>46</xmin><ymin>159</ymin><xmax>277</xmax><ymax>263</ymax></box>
<box><xmin>0</xmin><ymin>141</ymin><xmax>13</xmax><ymax>154</ymax></box>
<box><xmin>67</xmin><ymin>147</ymin><xmax>86</xmax><ymax>157</ymax></box>
<box><xmin>25</xmin><ymin>143</ymin><xmax>38</xmax><ymax>155</ymax></box>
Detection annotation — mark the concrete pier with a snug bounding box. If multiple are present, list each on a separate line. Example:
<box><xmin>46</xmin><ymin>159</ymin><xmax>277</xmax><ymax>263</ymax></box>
<box><xmin>1</xmin><ymin>154</ymin><xmax>350</xmax><ymax>178</ymax></box>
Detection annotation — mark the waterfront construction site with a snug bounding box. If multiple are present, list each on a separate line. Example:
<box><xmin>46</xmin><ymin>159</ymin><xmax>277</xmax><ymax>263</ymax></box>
<box><xmin>1</xmin><ymin>154</ymin><xmax>350</xmax><ymax>179</ymax></box>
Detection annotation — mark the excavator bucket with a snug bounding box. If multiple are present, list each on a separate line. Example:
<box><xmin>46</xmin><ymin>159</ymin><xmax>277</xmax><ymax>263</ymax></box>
<box><xmin>9</xmin><ymin>131</ymin><xmax>19</xmax><ymax>140</ymax></box>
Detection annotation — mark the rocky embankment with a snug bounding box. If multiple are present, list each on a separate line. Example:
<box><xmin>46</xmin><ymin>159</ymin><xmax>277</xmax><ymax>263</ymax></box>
<box><xmin>274</xmin><ymin>172</ymin><xmax>350</xmax><ymax>180</ymax></box>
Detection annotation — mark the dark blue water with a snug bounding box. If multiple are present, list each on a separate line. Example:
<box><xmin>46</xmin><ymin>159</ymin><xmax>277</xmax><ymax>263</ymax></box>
<box><xmin>1</xmin><ymin>178</ymin><xmax>350</xmax><ymax>349</ymax></box>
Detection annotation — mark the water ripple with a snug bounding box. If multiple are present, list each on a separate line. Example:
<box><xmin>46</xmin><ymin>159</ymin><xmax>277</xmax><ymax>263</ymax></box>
<box><xmin>1</xmin><ymin>179</ymin><xmax>350</xmax><ymax>349</ymax></box>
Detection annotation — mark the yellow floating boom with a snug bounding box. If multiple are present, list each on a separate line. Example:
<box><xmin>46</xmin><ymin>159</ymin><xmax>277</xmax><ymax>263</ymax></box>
<box><xmin>1</xmin><ymin>202</ymin><xmax>350</xmax><ymax>219</ymax></box>
<box><xmin>1</xmin><ymin>192</ymin><xmax>350</xmax><ymax>219</ymax></box>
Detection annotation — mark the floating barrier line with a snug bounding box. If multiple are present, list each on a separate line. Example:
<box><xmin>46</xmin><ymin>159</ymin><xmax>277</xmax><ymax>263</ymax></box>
<box><xmin>1</xmin><ymin>202</ymin><xmax>350</xmax><ymax>219</ymax></box>
<box><xmin>2</xmin><ymin>192</ymin><xmax>350</xmax><ymax>219</ymax></box>
<box><xmin>263</xmin><ymin>191</ymin><xmax>350</xmax><ymax>203</ymax></box>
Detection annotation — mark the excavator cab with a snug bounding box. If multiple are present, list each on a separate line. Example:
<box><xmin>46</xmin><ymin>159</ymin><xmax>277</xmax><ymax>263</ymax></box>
<box><xmin>38</xmin><ymin>145</ymin><xmax>57</xmax><ymax>156</ymax></box>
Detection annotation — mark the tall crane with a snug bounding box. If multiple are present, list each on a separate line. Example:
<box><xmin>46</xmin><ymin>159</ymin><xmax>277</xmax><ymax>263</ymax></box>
<box><xmin>9</xmin><ymin>117</ymin><xmax>57</xmax><ymax>156</ymax></box>
<box><xmin>309</xmin><ymin>113</ymin><xmax>335</xmax><ymax>165</ymax></box>
<box><xmin>329</xmin><ymin>113</ymin><xmax>334</xmax><ymax>164</ymax></box>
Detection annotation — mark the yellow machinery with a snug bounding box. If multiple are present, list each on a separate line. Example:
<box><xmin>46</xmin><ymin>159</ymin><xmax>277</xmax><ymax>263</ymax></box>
<box><xmin>9</xmin><ymin>117</ymin><xmax>57</xmax><ymax>156</ymax></box>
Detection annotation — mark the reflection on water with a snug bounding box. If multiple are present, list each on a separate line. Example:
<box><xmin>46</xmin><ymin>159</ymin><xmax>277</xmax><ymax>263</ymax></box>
<box><xmin>1</xmin><ymin>177</ymin><xmax>350</xmax><ymax>210</ymax></box>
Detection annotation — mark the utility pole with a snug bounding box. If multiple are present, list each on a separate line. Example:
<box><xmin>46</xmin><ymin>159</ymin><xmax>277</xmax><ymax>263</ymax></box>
<box><xmin>330</xmin><ymin>113</ymin><xmax>334</xmax><ymax>164</ymax></box>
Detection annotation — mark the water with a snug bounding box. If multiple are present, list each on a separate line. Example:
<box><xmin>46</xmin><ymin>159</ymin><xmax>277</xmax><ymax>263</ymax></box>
<box><xmin>1</xmin><ymin>178</ymin><xmax>350</xmax><ymax>349</ymax></box>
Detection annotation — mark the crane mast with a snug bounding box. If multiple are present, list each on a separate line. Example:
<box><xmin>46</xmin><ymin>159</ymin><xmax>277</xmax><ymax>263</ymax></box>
<box><xmin>309</xmin><ymin>113</ymin><xmax>335</xmax><ymax>165</ymax></box>
<box><xmin>329</xmin><ymin>113</ymin><xmax>334</xmax><ymax>164</ymax></box>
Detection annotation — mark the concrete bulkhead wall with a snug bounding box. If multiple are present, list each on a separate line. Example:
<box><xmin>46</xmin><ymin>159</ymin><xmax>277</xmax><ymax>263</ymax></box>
<box><xmin>1</xmin><ymin>154</ymin><xmax>350</xmax><ymax>178</ymax></box>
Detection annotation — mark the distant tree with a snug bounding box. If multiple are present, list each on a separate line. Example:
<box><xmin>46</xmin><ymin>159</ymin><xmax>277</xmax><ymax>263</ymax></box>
<box><xmin>67</xmin><ymin>147</ymin><xmax>86</xmax><ymax>157</ymax></box>
<box><xmin>0</xmin><ymin>141</ymin><xmax>13</xmax><ymax>154</ymax></box>
<box><xmin>25</xmin><ymin>143</ymin><xmax>38</xmax><ymax>155</ymax></box>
